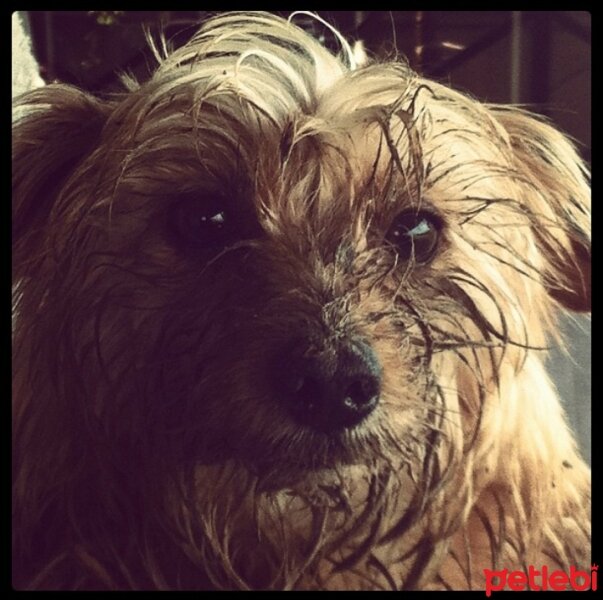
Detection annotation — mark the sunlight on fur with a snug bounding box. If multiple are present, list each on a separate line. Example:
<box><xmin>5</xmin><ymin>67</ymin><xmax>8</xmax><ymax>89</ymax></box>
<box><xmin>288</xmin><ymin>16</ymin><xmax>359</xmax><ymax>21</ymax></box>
<box><xmin>12</xmin><ymin>11</ymin><xmax>590</xmax><ymax>590</ymax></box>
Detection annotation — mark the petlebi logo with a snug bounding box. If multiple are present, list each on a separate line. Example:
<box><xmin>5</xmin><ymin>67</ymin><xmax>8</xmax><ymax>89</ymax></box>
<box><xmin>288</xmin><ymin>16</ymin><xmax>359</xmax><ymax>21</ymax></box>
<box><xmin>484</xmin><ymin>565</ymin><xmax>598</xmax><ymax>595</ymax></box>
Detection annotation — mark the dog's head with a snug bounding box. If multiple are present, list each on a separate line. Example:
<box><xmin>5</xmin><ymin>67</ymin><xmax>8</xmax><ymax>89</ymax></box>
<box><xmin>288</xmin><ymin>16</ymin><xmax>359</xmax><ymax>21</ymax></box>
<box><xmin>13</xmin><ymin>12</ymin><xmax>590</xmax><ymax>589</ymax></box>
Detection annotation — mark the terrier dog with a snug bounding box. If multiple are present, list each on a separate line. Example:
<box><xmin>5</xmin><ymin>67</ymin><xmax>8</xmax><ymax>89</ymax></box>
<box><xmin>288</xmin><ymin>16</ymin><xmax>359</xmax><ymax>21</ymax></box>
<box><xmin>12</xmin><ymin>12</ymin><xmax>591</xmax><ymax>590</ymax></box>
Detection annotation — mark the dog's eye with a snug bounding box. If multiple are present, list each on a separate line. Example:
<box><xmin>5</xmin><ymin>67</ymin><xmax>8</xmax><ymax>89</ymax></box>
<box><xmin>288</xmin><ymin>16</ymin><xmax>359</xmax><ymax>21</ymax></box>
<box><xmin>170</xmin><ymin>195</ymin><xmax>233</xmax><ymax>251</ymax></box>
<box><xmin>386</xmin><ymin>210</ymin><xmax>441</xmax><ymax>264</ymax></box>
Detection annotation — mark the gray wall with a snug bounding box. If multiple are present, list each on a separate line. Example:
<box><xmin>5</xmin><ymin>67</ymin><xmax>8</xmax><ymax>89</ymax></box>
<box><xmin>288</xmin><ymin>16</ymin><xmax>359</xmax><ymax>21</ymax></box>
<box><xmin>547</xmin><ymin>313</ymin><xmax>591</xmax><ymax>464</ymax></box>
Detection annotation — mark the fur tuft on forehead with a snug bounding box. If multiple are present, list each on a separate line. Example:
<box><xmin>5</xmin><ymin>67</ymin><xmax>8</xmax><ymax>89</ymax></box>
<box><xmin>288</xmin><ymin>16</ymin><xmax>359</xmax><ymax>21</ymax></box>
<box><xmin>154</xmin><ymin>12</ymin><xmax>352</xmax><ymax>104</ymax></box>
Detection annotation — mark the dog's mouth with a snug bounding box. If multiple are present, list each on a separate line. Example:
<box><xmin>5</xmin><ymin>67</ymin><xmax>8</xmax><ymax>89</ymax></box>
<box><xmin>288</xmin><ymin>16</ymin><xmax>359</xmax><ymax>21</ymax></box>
<box><xmin>265</xmin><ymin>427</ymin><xmax>373</xmax><ymax>469</ymax></box>
<box><xmin>228</xmin><ymin>428</ymin><xmax>399</xmax><ymax>497</ymax></box>
<box><xmin>192</xmin><ymin>409</ymin><xmax>399</xmax><ymax>489</ymax></box>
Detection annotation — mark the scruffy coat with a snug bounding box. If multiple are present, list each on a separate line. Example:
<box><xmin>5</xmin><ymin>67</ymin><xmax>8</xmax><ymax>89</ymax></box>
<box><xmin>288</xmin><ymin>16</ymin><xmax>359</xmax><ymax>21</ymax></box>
<box><xmin>12</xmin><ymin>12</ymin><xmax>590</xmax><ymax>590</ymax></box>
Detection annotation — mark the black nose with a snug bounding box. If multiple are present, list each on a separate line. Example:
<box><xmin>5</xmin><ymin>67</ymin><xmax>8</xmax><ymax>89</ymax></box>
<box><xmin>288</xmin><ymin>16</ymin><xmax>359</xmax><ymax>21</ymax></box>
<box><xmin>273</xmin><ymin>337</ymin><xmax>382</xmax><ymax>433</ymax></box>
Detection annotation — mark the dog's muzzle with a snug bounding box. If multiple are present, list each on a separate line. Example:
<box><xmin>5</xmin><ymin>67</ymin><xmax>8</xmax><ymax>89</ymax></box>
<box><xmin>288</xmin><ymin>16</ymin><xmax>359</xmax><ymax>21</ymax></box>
<box><xmin>273</xmin><ymin>336</ymin><xmax>382</xmax><ymax>433</ymax></box>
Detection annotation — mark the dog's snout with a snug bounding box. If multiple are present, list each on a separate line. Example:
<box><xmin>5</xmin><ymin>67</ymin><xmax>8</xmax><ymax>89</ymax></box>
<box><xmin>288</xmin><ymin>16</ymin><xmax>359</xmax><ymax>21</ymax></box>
<box><xmin>274</xmin><ymin>337</ymin><xmax>382</xmax><ymax>432</ymax></box>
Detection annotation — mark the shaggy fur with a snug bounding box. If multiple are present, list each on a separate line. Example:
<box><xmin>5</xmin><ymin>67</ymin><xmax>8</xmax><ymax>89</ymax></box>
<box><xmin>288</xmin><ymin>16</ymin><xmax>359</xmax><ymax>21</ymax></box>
<box><xmin>12</xmin><ymin>12</ymin><xmax>590</xmax><ymax>590</ymax></box>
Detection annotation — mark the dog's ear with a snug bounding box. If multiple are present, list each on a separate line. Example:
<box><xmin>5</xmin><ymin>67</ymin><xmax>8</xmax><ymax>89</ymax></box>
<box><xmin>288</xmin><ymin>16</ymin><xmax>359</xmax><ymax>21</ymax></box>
<box><xmin>492</xmin><ymin>107</ymin><xmax>591</xmax><ymax>312</ymax></box>
<box><xmin>12</xmin><ymin>84</ymin><xmax>110</xmax><ymax>279</ymax></box>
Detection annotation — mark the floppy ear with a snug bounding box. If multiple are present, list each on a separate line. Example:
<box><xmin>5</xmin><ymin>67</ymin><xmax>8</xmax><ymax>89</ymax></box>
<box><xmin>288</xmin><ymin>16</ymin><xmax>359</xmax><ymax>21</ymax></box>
<box><xmin>12</xmin><ymin>84</ymin><xmax>110</xmax><ymax>281</ymax></box>
<box><xmin>492</xmin><ymin>107</ymin><xmax>591</xmax><ymax>312</ymax></box>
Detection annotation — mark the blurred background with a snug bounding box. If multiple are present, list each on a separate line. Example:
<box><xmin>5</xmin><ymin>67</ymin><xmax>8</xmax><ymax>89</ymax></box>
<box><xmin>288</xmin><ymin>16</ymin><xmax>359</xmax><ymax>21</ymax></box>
<box><xmin>13</xmin><ymin>11</ymin><xmax>591</xmax><ymax>463</ymax></box>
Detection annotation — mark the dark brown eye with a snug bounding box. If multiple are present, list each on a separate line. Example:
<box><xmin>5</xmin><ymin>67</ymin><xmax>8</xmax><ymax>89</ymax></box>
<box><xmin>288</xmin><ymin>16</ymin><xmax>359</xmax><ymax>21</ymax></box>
<box><xmin>170</xmin><ymin>194</ymin><xmax>234</xmax><ymax>251</ymax></box>
<box><xmin>386</xmin><ymin>210</ymin><xmax>441</xmax><ymax>264</ymax></box>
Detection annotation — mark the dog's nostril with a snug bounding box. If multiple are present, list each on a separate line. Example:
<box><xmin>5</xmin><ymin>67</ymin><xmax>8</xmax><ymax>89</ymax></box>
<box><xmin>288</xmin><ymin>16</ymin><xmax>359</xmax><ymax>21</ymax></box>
<box><xmin>291</xmin><ymin>376</ymin><xmax>321</xmax><ymax>405</ymax></box>
<box><xmin>344</xmin><ymin>378</ymin><xmax>379</xmax><ymax>410</ymax></box>
<box><xmin>273</xmin><ymin>338</ymin><xmax>382</xmax><ymax>433</ymax></box>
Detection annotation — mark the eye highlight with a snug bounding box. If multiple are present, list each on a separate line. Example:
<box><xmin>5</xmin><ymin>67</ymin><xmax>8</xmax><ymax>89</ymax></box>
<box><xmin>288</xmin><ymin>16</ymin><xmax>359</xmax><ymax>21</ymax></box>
<box><xmin>169</xmin><ymin>193</ymin><xmax>234</xmax><ymax>252</ymax></box>
<box><xmin>386</xmin><ymin>210</ymin><xmax>442</xmax><ymax>264</ymax></box>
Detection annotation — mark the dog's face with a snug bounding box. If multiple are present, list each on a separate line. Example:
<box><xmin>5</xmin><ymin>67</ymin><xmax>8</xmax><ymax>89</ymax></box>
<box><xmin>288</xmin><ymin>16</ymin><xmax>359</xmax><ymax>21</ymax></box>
<box><xmin>13</xmin><ymin>12</ymin><xmax>590</xmax><ymax>589</ymax></box>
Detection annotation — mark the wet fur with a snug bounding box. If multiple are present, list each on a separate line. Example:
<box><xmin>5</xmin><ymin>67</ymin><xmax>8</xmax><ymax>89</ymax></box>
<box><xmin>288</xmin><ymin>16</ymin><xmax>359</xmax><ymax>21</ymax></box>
<box><xmin>12</xmin><ymin>12</ymin><xmax>590</xmax><ymax>590</ymax></box>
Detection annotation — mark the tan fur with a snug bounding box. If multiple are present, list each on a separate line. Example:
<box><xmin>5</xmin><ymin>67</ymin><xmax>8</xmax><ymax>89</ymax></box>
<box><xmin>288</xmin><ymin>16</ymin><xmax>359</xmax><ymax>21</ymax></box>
<box><xmin>12</xmin><ymin>12</ymin><xmax>590</xmax><ymax>590</ymax></box>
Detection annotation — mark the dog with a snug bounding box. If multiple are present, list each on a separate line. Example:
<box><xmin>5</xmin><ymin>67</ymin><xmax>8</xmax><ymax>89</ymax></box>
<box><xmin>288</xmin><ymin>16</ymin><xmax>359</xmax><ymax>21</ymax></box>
<box><xmin>12</xmin><ymin>11</ymin><xmax>591</xmax><ymax>590</ymax></box>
